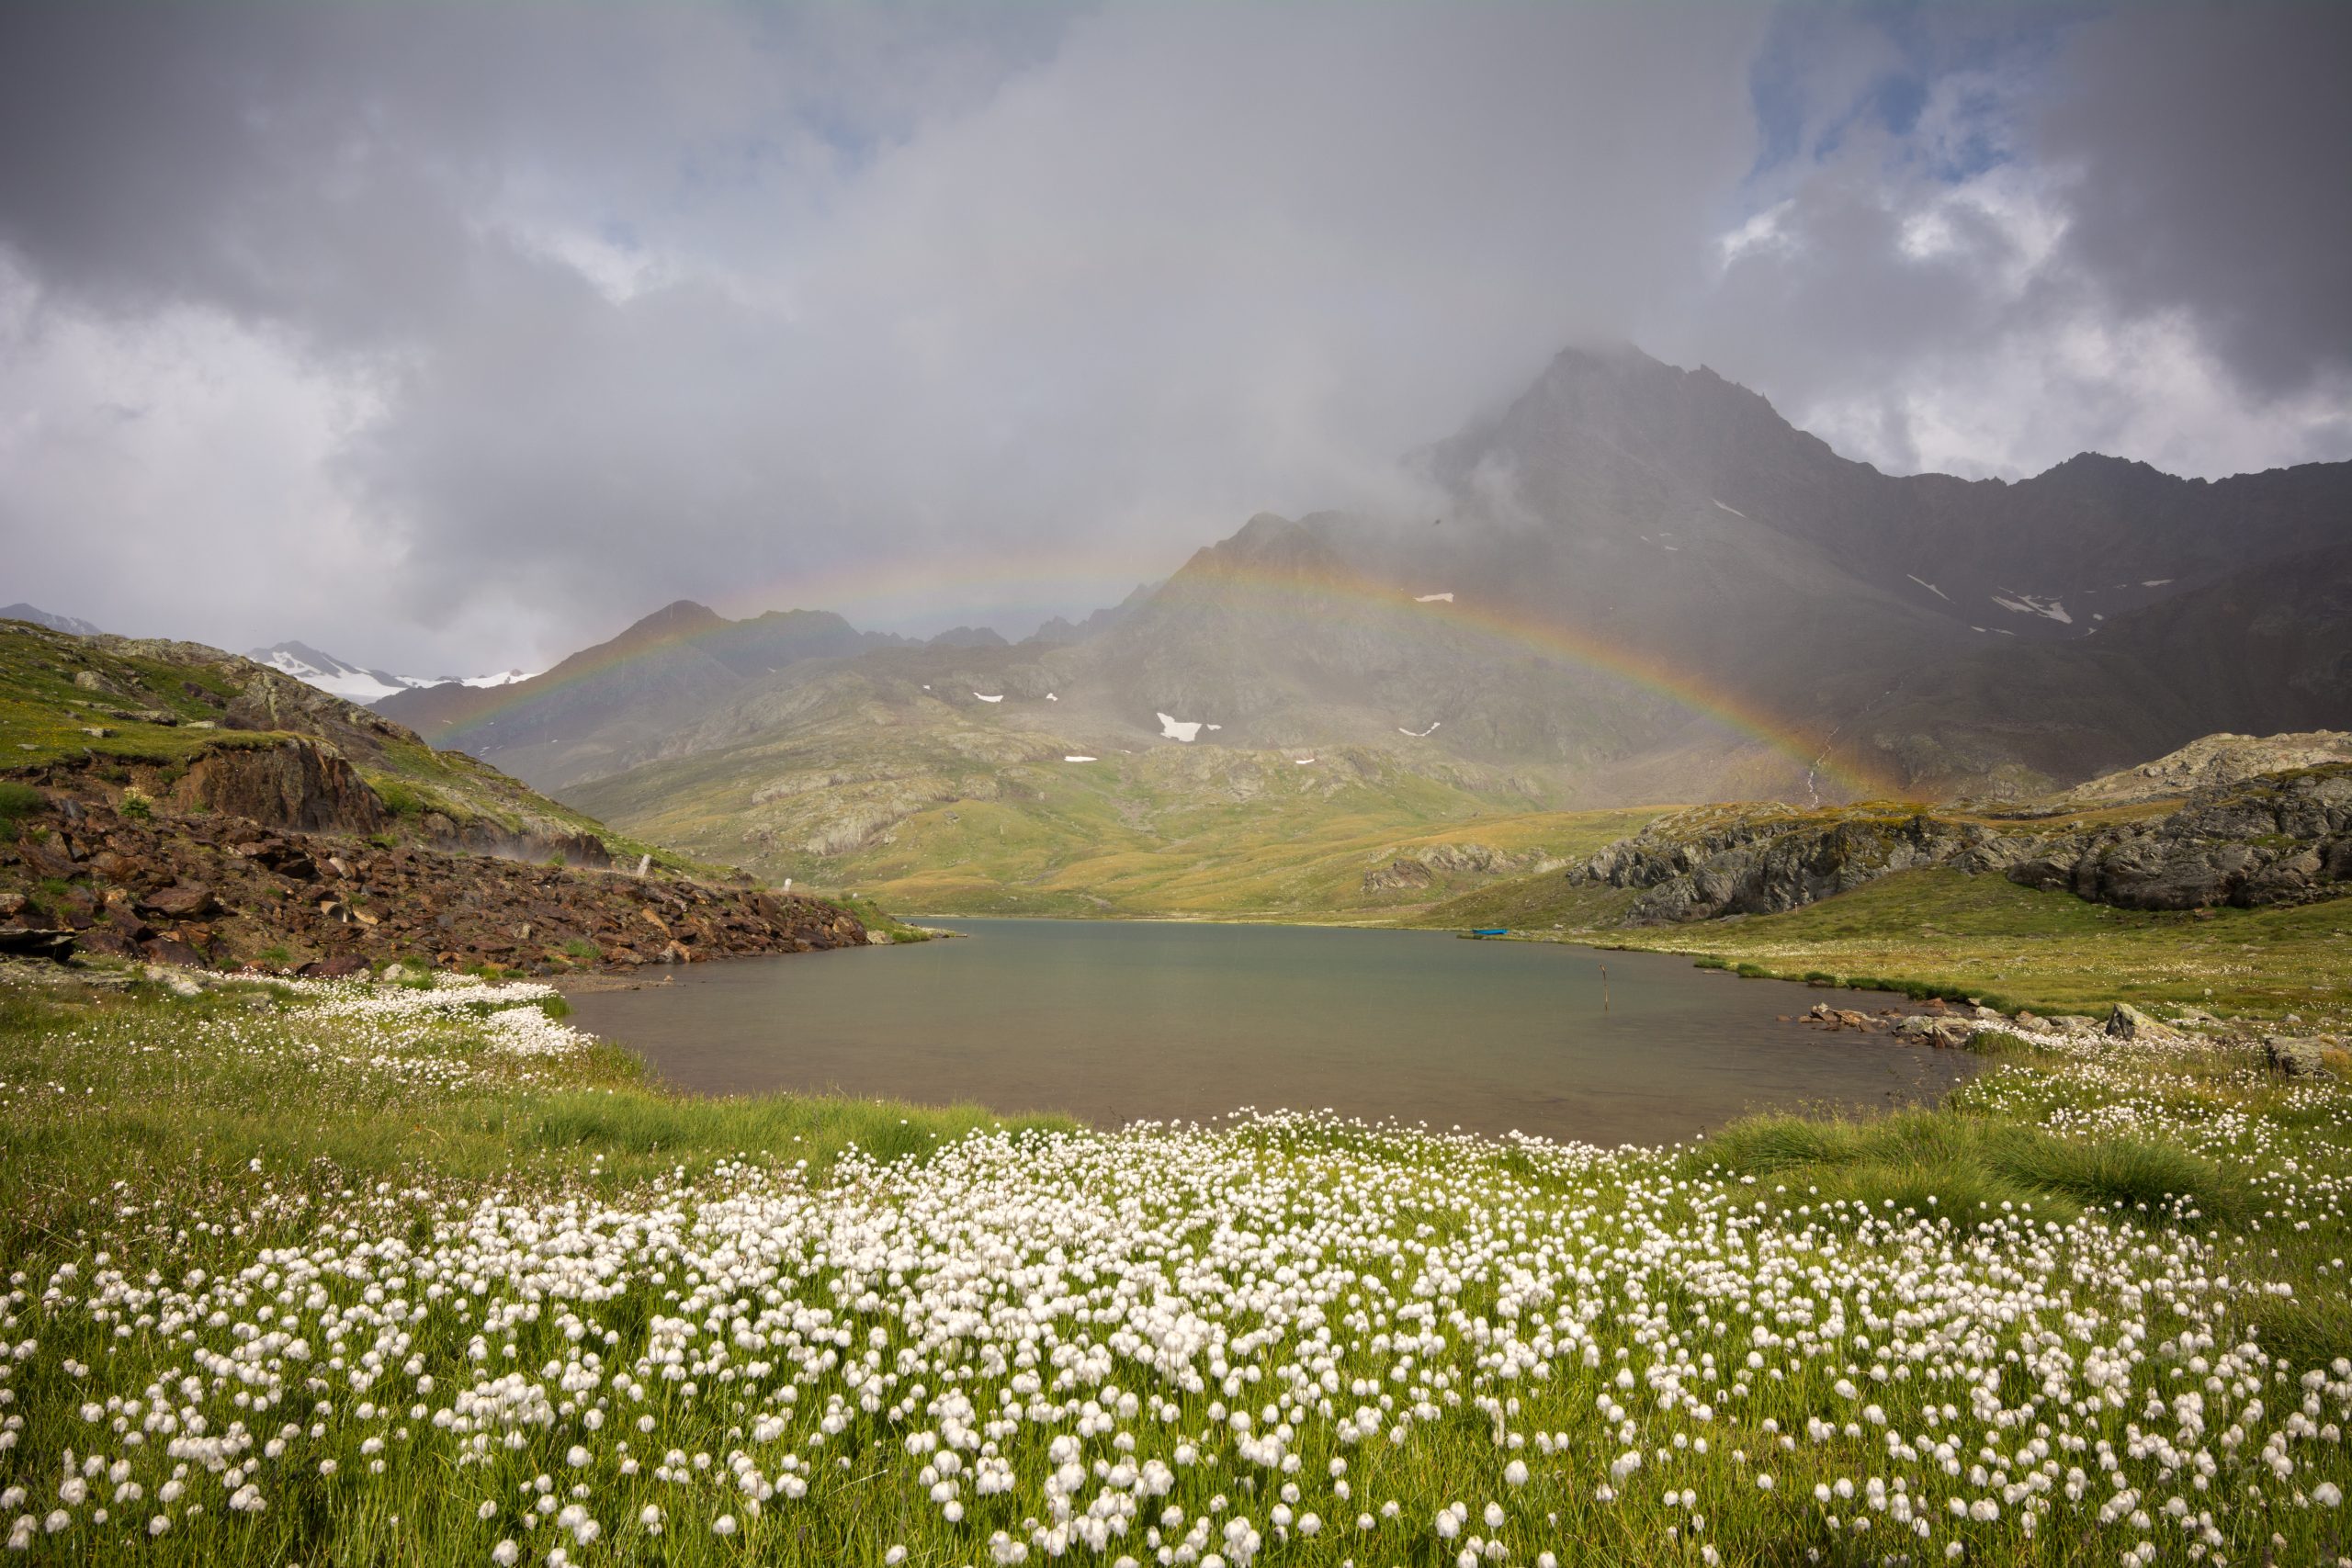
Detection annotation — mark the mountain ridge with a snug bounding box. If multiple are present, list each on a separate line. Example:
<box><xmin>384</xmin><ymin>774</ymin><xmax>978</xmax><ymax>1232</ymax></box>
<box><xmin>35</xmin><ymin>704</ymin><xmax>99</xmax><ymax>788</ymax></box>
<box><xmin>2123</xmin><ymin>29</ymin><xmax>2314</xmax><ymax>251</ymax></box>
<box><xmin>246</xmin><ymin>640</ymin><xmax>536</xmax><ymax>704</ymax></box>
<box><xmin>1</xmin><ymin>604</ymin><xmax>104</xmax><ymax>638</ymax></box>
<box><xmin>283</xmin><ymin>342</ymin><xmax>2352</xmax><ymax>897</ymax></box>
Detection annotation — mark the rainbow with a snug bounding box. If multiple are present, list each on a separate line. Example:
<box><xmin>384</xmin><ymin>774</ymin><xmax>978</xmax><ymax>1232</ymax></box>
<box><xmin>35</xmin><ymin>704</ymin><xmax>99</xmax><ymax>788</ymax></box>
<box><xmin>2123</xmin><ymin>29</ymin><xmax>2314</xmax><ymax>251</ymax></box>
<box><xmin>436</xmin><ymin>536</ymin><xmax>1894</xmax><ymax>798</ymax></box>
<box><xmin>1156</xmin><ymin>549</ymin><xmax>1893</xmax><ymax>797</ymax></box>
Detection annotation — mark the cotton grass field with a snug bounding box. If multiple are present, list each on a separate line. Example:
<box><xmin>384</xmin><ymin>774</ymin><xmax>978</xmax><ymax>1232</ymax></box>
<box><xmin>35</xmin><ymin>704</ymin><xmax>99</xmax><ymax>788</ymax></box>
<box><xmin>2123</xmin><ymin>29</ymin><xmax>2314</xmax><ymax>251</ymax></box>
<box><xmin>1</xmin><ymin>970</ymin><xmax>2348</xmax><ymax>1566</ymax></box>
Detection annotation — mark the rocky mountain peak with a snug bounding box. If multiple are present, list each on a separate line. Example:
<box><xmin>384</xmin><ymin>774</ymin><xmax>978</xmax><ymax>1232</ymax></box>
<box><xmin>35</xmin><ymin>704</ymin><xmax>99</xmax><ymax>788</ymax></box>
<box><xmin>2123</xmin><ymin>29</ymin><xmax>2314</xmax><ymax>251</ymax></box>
<box><xmin>1185</xmin><ymin>512</ymin><xmax>1347</xmax><ymax>577</ymax></box>
<box><xmin>926</xmin><ymin>626</ymin><xmax>1011</xmax><ymax>650</ymax></box>
<box><xmin>1421</xmin><ymin>339</ymin><xmax>1849</xmax><ymax>531</ymax></box>
<box><xmin>2030</xmin><ymin>450</ymin><xmax>2173</xmax><ymax>492</ymax></box>
<box><xmin>618</xmin><ymin>600</ymin><xmax>727</xmax><ymax>645</ymax></box>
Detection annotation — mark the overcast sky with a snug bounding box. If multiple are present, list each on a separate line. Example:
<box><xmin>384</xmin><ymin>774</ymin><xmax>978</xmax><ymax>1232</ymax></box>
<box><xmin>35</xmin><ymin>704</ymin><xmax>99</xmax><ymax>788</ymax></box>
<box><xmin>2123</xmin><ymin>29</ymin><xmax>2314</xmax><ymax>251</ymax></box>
<box><xmin>2</xmin><ymin>2</ymin><xmax>2346</xmax><ymax>671</ymax></box>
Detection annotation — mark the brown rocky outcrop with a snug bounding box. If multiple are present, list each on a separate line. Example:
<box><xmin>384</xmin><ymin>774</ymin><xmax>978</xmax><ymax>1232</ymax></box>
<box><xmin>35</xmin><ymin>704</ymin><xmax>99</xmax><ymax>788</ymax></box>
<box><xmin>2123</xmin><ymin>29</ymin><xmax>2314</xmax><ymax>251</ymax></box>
<box><xmin>0</xmin><ymin>787</ymin><xmax>865</xmax><ymax>976</ymax></box>
<box><xmin>1363</xmin><ymin>842</ymin><xmax>1550</xmax><ymax>895</ymax></box>
<box><xmin>1363</xmin><ymin>859</ymin><xmax>1435</xmax><ymax>892</ymax></box>
<box><xmin>167</xmin><ymin>737</ymin><xmax>389</xmax><ymax>835</ymax></box>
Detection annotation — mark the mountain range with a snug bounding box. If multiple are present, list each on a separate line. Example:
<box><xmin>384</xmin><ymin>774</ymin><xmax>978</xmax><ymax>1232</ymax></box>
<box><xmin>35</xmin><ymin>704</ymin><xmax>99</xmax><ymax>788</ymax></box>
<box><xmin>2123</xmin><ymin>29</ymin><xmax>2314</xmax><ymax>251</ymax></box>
<box><xmin>1</xmin><ymin>604</ymin><xmax>104</xmax><ymax>638</ymax></box>
<box><xmin>137</xmin><ymin>342</ymin><xmax>2352</xmax><ymax>904</ymax></box>
<box><xmin>0</xmin><ymin>614</ymin><xmax>538</xmax><ymax>705</ymax></box>
<box><xmin>246</xmin><ymin>642</ymin><xmax>537</xmax><ymax>704</ymax></box>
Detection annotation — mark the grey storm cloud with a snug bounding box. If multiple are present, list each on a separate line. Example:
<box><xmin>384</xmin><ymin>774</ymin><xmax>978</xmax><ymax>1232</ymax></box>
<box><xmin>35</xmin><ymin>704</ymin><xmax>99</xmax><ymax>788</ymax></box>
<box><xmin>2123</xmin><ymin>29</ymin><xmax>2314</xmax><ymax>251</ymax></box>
<box><xmin>0</xmin><ymin>2</ymin><xmax>2346</xmax><ymax>671</ymax></box>
<box><xmin>2039</xmin><ymin>2</ymin><xmax>2352</xmax><ymax>398</ymax></box>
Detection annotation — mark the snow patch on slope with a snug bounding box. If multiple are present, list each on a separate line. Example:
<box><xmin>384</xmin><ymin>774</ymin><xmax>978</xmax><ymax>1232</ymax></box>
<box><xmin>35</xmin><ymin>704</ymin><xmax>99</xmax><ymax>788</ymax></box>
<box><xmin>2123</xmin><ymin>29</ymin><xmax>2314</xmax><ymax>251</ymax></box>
<box><xmin>1157</xmin><ymin>713</ymin><xmax>1204</xmax><ymax>742</ymax></box>
<box><xmin>1989</xmin><ymin>591</ymin><xmax>2073</xmax><ymax>625</ymax></box>
<box><xmin>254</xmin><ymin>649</ymin><xmax>411</xmax><ymax>703</ymax></box>
<box><xmin>1905</xmin><ymin>574</ymin><xmax>1951</xmax><ymax>602</ymax></box>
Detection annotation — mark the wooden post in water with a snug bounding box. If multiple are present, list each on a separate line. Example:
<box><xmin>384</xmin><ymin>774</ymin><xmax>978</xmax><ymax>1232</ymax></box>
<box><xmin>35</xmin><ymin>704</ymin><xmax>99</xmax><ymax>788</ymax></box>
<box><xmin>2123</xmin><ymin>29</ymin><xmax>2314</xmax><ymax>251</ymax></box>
<box><xmin>1601</xmin><ymin>964</ymin><xmax>1610</xmax><ymax>1012</ymax></box>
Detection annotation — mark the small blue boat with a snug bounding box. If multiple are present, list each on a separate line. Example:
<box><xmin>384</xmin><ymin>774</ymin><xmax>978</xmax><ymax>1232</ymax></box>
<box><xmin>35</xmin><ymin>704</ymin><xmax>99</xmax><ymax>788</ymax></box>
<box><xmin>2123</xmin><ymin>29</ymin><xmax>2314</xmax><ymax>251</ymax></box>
<box><xmin>1471</xmin><ymin>928</ymin><xmax>1509</xmax><ymax>937</ymax></box>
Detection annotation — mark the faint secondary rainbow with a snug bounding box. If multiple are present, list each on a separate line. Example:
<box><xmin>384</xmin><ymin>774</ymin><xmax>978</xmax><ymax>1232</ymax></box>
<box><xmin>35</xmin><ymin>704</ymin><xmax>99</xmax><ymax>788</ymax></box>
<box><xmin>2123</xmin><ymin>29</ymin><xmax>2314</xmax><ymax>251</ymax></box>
<box><xmin>435</xmin><ymin>543</ymin><xmax>1893</xmax><ymax>798</ymax></box>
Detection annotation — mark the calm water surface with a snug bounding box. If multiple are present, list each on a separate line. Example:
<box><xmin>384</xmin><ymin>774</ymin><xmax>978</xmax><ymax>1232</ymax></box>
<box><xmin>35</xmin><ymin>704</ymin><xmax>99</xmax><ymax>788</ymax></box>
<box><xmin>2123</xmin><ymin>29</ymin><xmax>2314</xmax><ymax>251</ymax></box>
<box><xmin>567</xmin><ymin>919</ymin><xmax>1971</xmax><ymax>1147</ymax></box>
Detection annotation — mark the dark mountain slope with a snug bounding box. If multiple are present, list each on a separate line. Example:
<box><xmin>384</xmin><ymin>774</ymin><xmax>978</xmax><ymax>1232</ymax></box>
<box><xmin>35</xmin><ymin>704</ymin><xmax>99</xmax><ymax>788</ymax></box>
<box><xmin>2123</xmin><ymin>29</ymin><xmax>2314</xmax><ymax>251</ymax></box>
<box><xmin>376</xmin><ymin>601</ymin><xmax>741</xmax><ymax>787</ymax></box>
<box><xmin>1851</xmin><ymin>544</ymin><xmax>2352</xmax><ymax>793</ymax></box>
<box><xmin>1429</xmin><ymin>344</ymin><xmax>2352</xmax><ymax>643</ymax></box>
<box><xmin>1077</xmin><ymin>502</ymin><xmax>1962</xmax><ymax>784</ymax></box>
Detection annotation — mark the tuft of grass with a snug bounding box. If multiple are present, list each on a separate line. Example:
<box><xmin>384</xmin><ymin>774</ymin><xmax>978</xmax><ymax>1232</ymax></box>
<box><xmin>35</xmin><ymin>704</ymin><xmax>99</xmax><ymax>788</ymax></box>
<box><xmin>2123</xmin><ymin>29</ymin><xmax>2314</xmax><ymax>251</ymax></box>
<box><xmin>374</xmin><ymin>779</ymin><xmax>424</xmax><ymax>818</ymax></box>
<box><xmin>1999</xmin><ymin>1131</ymin><xmax>2243</xmax><ymax>1224</ymax></box>
<box><xmin>2245</xmin><ymin>1283</ymin><xmax>2352</xmax><ymax>1370</ymax></box>
<box><xmin>1692</xmin><ymin>1108</ymin><xmax>2245</xmax><ymax>1230</ymax></box>
<box><xmin>0</xmin><ymin>778</ymin><xmax>43</xmax><ymax>828</ymax></box>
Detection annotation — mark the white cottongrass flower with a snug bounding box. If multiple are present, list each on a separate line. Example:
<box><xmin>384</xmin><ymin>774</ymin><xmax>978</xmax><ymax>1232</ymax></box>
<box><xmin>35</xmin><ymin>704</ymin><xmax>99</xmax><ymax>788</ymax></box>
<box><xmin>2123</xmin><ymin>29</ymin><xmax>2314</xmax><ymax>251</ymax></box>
<box><xmin>7</xmin><ymin>992</ymin><xmax>2352</xmax><ymax>1568</ymax></box>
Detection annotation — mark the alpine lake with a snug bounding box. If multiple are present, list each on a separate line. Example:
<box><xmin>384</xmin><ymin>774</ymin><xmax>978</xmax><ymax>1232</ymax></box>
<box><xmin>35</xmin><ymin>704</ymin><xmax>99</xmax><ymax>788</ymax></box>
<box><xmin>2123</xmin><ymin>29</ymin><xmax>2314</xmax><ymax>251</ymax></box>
<box><xmin>567</xmin><ymin>919</ymin><xmax>1970</xmax><ymax>1147</ymax></box>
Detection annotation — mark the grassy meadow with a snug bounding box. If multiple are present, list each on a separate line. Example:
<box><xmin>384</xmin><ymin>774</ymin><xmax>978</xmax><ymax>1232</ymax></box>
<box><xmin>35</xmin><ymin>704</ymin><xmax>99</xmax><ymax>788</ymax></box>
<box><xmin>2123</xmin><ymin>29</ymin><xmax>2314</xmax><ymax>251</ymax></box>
<box><xmin>1</xmin><ymin>961</ymin><xmax>2348</xmax><ymax>1565</ymax></box>
<box><xmin>1419</xmin><ymin>867</ymin><xmax>2352</xmax><ymax>1025</ymax></box>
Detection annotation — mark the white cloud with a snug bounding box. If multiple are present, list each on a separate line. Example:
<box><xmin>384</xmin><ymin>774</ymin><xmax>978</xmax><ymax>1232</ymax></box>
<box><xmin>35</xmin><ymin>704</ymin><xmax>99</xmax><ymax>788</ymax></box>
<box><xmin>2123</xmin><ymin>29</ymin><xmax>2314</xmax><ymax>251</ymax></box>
<box><xmin>1701</xmin><ymin>154</ymin><xmax>2352</xmax><ymax>480</ymax></box>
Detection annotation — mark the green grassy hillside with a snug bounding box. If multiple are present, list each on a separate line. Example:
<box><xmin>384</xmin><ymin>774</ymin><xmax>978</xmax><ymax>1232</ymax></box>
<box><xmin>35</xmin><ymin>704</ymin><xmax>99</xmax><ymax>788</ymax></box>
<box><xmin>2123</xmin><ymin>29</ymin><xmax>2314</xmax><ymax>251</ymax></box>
<box><xmin>569</xmin><ymin>709</ymin><xmax>1658</xmax><ymax>918</ymax></box>
<box><xmin>0</xmin><ymin>618</ymin><xmax>705</xmax><ymax>874</ymax></box>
